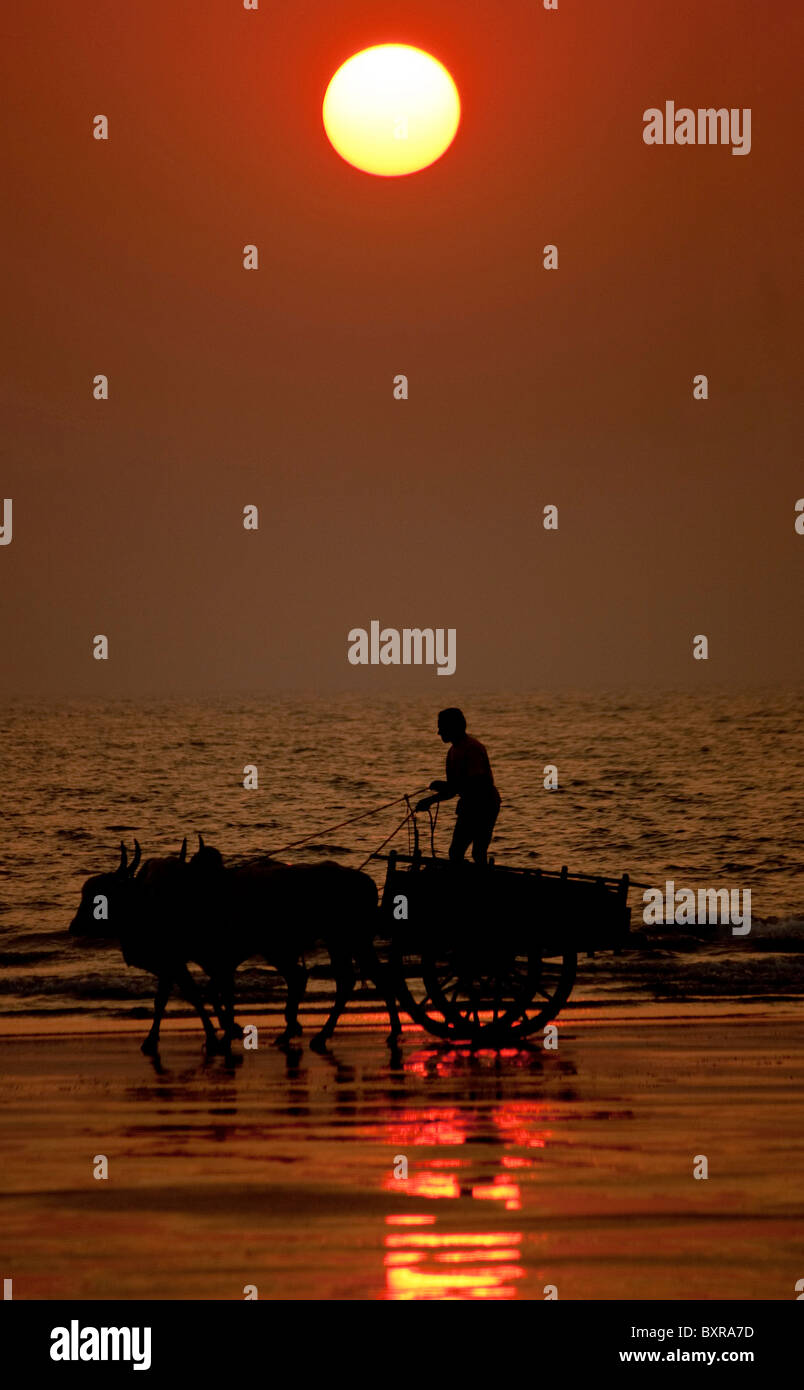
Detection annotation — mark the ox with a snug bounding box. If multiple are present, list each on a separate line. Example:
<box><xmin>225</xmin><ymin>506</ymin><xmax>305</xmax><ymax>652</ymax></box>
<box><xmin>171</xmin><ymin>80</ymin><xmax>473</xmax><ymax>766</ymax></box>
<box><xmin>68</xmin><ymin>839</ymin><xmax>227</xmax><ymax>1055</ymax></box>
<box><xmin>188</xmin><ymin>837</ymin><xmax>403</xmax><ymax>1050</ymax></box>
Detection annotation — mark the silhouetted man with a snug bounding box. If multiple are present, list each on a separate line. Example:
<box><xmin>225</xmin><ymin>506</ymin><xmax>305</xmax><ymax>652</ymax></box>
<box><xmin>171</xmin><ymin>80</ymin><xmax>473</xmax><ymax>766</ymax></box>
<box><xmin>415</xmin><ymin>708</ymin><xmax>501</xmax><ymax>865</ymax></box>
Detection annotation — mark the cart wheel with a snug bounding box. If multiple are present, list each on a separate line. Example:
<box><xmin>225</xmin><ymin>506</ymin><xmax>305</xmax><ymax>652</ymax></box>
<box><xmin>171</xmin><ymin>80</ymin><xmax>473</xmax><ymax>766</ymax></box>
<box><xmin>390</xmin><ymin>933</ymin><xmax>576</xmax><ymax>1044</ymax></box>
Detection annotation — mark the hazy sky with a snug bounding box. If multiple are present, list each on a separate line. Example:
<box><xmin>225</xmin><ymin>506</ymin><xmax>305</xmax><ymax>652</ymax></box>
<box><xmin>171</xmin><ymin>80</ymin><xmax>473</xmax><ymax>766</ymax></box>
<box><xmin>2</xmin><ymin>0</ymin><xmax>802</xmax><ymax>694</ymax></box>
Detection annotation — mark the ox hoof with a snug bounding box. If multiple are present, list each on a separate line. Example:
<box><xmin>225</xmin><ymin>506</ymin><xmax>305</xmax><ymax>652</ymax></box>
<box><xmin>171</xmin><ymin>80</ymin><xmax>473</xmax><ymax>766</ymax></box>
<box><xmin>309</xmin><ymin>1033</ymin><xmax>330</xmax><ymax>1053</ymax></box>
<box><xmin>141</xmin><ymin>1036</ymin><xmax>160</xmax><ymax>1056</ymax></box>
<box><xmin>204</xmin><ymin>1035</ymin><xmax>226</xmax><ymax>1056</ymax></box>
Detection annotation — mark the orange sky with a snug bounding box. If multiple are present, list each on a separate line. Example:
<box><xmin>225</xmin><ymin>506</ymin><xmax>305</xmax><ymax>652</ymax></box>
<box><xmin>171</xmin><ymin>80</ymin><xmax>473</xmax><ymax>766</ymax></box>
<box><xmin>1</xmin><ymin>0</ymin><xmax>802</xmax><ymax>693</ymax></box>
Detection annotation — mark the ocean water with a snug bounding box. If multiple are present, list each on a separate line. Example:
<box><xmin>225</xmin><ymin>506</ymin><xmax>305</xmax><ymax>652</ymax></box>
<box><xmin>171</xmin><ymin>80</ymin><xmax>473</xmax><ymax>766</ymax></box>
<box><xmin>1</xmin><ymin>688</ymin><xmax>802</xmax><ymax>1019</ymax></box>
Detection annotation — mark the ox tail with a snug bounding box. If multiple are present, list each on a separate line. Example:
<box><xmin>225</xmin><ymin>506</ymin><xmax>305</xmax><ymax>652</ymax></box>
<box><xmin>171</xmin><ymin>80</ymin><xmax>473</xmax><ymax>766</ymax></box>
<box><xmin>351</xmin><ymin>888</ymin><xmax>383</xmax><ymax>993</ymax></box>
<box><xmin>346</xmin><ymin>871</ymin><xmax>378</xmax><ymax>988</ymax></box>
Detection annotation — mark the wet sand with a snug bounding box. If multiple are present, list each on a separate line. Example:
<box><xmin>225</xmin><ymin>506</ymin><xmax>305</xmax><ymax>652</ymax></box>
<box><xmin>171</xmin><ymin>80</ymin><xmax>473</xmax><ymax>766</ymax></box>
<box><xmin>2</xmin><ymin>1005</ymin><xmax>803</xmax><ymax>1301</ymax></box>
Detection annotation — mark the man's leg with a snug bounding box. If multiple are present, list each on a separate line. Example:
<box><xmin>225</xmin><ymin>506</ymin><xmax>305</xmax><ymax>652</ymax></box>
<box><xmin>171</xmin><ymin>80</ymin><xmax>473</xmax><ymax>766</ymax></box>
<box><xmin>449</xmin><ymin>814</ymin><xmax>474</xmax><ymax>862</ymax></box>
<box><xmin>470</xmin><ymin>801</ymin><xmax>500</xmax><ymax>866</ymax></box>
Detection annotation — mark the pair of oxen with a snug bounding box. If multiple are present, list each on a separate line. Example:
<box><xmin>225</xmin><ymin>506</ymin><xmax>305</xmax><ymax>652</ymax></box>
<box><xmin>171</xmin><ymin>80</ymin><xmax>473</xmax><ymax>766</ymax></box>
<box><xmin>69</xmin><ymin>837</ymin><xmax>402</xmax><ymax>1054</ymax></box>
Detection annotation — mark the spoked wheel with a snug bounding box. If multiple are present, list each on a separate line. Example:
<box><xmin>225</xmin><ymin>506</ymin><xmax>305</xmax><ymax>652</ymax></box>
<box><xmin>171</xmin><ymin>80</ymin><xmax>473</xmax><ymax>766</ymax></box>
<box><xmin>390</xmin><ymin>930</ymin><xmax>577</xmax><ymax>1045</ymax></box>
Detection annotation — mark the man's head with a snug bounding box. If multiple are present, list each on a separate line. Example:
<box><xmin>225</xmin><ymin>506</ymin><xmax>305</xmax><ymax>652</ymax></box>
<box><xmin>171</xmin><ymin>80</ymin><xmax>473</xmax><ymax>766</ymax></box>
<box><xmin>437</xmin><ymin>707</ymin><xmax>466</xmax><ymax>743</ymax></box>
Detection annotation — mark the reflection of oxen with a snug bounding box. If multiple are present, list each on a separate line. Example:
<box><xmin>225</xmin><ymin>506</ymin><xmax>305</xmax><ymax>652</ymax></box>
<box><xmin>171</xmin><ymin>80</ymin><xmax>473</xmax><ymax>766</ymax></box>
<box><xmin>68</xmin><ymin>840</ymin><xmax>227</xmax><ymax>1055</ymax></box>
<box><xmin>187</xmin><ymin>838</ymin><xmax>402</xmax><ymax>1051</ymax></box>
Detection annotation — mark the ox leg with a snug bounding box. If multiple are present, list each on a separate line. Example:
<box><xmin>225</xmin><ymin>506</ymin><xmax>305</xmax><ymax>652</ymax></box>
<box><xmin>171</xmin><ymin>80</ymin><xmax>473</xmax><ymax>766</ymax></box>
<box><xmin>203</xmin><ymin>962</ymin><xmax>243</xmax><ymax>1042</ymax></box>
<box><xmin>220</xmin><ymin>973</ymin><xmax>243</xmax><ymax>1041</ymax></box>
<box><xmin>206</xmin><ymin>979</ymin><xmax>229</xmax><ymax>1033</ymax></box>
<box><xmin>274</xmin><ymin>961</ymin><xmax>307</xmax><ymax>1045</ymax></box>
<box><xmin>142</xmin><ymin>975</ymin><xmax>172</xmax><ymax>1055</ymax></box>
<box><xmin>175</xmin><ymin>964</ymin><xmax>223</xmax><ymax>1053</ymax></box>
<box><xmin>310</xmin><ymin>952</ymin><xmax>354</xmax><ymax>1052</ymax></box>
<box><xmin>359</xmin><ymin>943</ymin><xmax>403</xmax><ymax>1047</ymax></box>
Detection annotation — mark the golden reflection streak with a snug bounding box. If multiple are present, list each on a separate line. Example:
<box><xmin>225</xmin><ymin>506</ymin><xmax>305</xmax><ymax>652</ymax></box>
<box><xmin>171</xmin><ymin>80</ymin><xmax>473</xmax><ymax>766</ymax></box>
<box><xmin>386</xmin><ymin>1231</ymin><xmax>521</xmax><ymax>1249</ymax></box>
<box><xmin>379</xmin><ymin>1053</ymin><xmax>552</xmax><ymax>1299</ymax></box>
<box><xmin>385</xmin><ymin>1224</ymin><xmax>524</xmax><ymax>1299</ymax></box>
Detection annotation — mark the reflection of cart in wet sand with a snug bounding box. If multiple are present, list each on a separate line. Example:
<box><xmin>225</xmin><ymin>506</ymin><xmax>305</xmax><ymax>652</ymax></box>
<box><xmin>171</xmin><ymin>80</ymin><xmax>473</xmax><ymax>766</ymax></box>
<box><xmin>376</xmin><ymin>845</ymin><xmax>631</xmax><ymax>1046</ymax></box>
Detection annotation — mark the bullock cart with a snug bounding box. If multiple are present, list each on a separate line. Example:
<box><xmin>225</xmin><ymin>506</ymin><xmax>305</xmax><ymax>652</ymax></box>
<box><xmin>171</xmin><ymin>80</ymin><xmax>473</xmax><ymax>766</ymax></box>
<box><xmin>376</xmin><ymin>849</ymin><xmax>631</xmax><ymax>1045</ymax></box>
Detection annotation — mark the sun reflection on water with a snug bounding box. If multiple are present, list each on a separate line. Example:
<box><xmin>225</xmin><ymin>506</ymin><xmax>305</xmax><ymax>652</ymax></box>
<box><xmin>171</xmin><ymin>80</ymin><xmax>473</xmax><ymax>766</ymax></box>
<box><xmin>379</xmin><ymin>1047</ymin><xmax>554</xmax><ymax>1299</ymax></box>
<box><xmin>384</xmin><ymin>1224</ymin><xmax>524</xmax><ymax>1300</ymax></box>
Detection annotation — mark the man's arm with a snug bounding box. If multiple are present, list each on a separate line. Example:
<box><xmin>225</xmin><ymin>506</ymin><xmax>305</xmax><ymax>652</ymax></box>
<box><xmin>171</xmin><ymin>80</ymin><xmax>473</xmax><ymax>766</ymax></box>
<box><xmin>415</xmin><ymin>779</ymin><xmax>457</xmax><ymax>813</ymax></box>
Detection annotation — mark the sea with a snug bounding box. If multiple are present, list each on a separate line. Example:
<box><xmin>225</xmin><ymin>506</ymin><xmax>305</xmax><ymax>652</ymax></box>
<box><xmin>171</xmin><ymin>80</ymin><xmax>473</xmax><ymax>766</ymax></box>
<box><xmin>1</xmin><ymin>687</ymin><xmax>803</xmax><ymax>1021</ymax></box>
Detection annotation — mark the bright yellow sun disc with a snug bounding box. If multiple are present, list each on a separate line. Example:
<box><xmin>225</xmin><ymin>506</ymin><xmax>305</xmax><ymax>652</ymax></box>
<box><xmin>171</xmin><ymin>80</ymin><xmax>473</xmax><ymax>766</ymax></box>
<box><xmin>323</xmin><ymin>44</ymin><xmax>460</xmax><ymax>177</ymax></box>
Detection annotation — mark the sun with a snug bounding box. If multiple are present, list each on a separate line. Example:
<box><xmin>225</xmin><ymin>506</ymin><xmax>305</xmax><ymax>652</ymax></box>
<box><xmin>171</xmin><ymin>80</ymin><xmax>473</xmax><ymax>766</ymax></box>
<box><xmin>322</xmin><ymin>44</ymin><xmax>461</xmax><ymax>177</ymax></box>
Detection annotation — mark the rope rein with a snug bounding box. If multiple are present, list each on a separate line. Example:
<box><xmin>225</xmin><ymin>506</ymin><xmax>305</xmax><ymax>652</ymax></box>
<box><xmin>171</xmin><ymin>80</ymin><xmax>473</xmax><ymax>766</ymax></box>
<box><xmin>268</xmin><ymin>788</ymin><xmax>429</xmax><ymax>858</ymax></box>
<box><xmin>355</xmin><ymin>809</ymin><xmax>416</xmax><ymax>871</ymax></box>
<box><xmin>428</xmin><ymin>799</ymin><xmax>439</xmax><ymax>857</ymax></box>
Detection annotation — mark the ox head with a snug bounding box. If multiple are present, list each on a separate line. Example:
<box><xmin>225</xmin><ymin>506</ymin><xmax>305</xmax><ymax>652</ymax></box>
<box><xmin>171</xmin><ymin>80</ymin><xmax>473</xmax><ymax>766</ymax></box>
<box><xmin>68</xmin><ymin>839</ymin><xmax>141</xmax><ymax>937</ymax></box>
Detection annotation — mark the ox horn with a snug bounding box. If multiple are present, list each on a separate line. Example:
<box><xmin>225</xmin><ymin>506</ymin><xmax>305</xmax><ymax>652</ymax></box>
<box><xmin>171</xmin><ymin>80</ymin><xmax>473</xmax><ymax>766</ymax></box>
<box><xmin>179</xmin><ymin>837</ymin><xmax>187</xmax><ymax>863</ymax></box>
<box><xmin>198</xmin><ymin>833</ymin><xmax>205</xmax><ymax>851</ymax></box>
<box><xmin>117</xmin><ymin>841</ymin><xmax>128</xmax><ymax>875</ymax></box>
<box><xmin>131</xmin><ymin>839</ymin><xmax>142</xmax><ymax>875</ymax></box>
